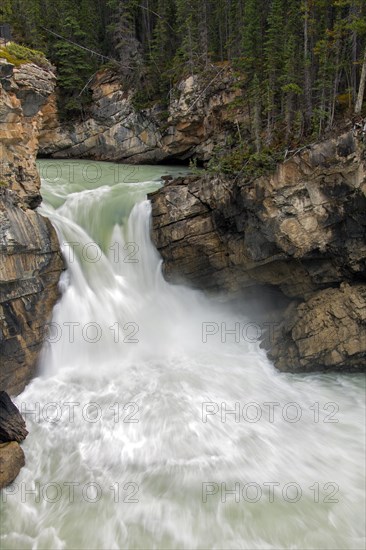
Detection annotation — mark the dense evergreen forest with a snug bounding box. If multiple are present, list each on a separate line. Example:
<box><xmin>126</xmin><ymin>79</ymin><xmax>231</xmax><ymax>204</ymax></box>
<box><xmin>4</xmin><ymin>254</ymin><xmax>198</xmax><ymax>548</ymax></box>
<box><xmin>1</xmin><ymin>0</ymin><xmax>366</xmax><ymax>152</ymax></box>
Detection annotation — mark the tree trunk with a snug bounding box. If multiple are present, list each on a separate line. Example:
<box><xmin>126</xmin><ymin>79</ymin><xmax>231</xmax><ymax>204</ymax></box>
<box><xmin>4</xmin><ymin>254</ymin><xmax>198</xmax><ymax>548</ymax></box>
<box><xmin>350</xmin><ymin>0</ymin><xmax>360</xmax><ymax>103</ymax></box>
<box><xmin>328</xmin><ymin>39</ymin><xmax>341</xmax><ymax>130</ymax></box>
<box><xmin>285</xmin><ymin>92</ymin><xmax>294</xmax><ymax>140</ymax></box>
<box><xmin>254</xmin><ymin>98</ymin><xmax>262</xmax><ymax>152</ymax></box>
<box><xmin>355</xmin><ymin>48</ymin><xmax>366</xmax><ymax>114</ymax></box>
<box><xmin>351</xmin><ymin>28</ymin><xmax>358</xmax><ymax>102</ymax></box>
<box><xmin>199</xmin><ymin>0</ymin><xmax>209</xmax><ymax>67</ymax></box>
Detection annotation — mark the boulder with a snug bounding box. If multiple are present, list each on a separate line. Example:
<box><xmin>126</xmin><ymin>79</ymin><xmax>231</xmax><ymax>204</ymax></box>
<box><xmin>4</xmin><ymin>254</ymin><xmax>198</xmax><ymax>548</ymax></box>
<box><xmin>0</xmin><ymin>59</ymin><xmax>14</xmax><ymax>80</ymax></box>
<box><xmin>0</xmin><ymin>441</ymin><xmax>25</xmax><ymax>489</ymax></box>
<box><xmin>268</xmin><ymin>283</ymin><xmax>366</xmax><ymax>372</ymax></box>
<box><xmin>0</xmin><ymin>391</ymin><xmax>28</xmax><ymax>443</ymax></box>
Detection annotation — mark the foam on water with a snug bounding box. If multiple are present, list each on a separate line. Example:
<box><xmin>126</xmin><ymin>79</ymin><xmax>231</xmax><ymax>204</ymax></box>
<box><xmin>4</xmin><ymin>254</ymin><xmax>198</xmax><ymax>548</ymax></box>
<box><xmin>0</xmin><ymin>160</ymin><xmax>365</xmax><ymax>550</ymax></box>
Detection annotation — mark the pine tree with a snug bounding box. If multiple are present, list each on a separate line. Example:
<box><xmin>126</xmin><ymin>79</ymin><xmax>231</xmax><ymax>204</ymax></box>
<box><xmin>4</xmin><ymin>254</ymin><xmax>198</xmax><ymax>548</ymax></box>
<box><xmin>355</xmin><ymin>47</ymin><xmax>366</xmax><ymax>113</ymax></box>
<box><xmin>241</xmin><ymin>0</ymin><xmax>263</xmax><ymax>77</ymax></box>
<box><xmin>303</xmin><ymin>0</ymin><xmax>314</xmax><ymax>131</ymax></box>
<box><xmin>2</xmin><ymin>0</ymin><xmax>365</xmax><ymax>133</ymax></box>
<box><xmin>107</xmin><ymin>0</ymin><xmax>143</xmax><ymax>80</ymax></box>
<box><xmin>51</xmin><ymin>11</ymin><xmax>99</xmax><ymax>116</ymax></box>
<box><xmin>264</xmin><ymin>0</ymin><xmax>284</xmax><ymax>143</ymax></box>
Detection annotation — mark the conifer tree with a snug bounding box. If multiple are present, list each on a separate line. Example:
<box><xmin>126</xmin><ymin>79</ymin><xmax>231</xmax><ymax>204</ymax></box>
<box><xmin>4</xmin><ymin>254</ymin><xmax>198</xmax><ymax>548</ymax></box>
<box><xmin>2</xmin><ymin>0</ymin><xmax>365</xmax><ymax>128</ymax></box>
<box><xmin>264</xmin><ymin>0</ymin><xmax>284</xmax><ymax>143</ymax></box>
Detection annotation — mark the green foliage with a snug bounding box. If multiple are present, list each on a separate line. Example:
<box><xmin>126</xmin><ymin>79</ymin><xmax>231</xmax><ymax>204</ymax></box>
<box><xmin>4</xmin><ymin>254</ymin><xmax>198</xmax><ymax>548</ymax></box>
<box><xmin>281</xmin><ymin>83</ymin><xmax>303</xmax><ymax>95</ymax></box>
<box><xmin>207</xmin><ymin>145</ymin><xmax>283</xmax><ymax>179</ymax></box>
<box><xmin>2</xmin><ymin>0</ymin><xmax>366</xmax><ymax>146</ymax></box>
<box><xmin>0</xmin><ymin>47</ymin><xmax>23</xmax><ymax>66</ymax></box>
<box><xmin>132</xmin><ymin>88</ymin><xmax>161</xmax><ymax>111</ymax></box>
<box><xmin>188</xmin><ymin>157</ymin><xmax>203</xmax><ymax>175</ymax></box>
<box><xmin>0</xmin><ymin>42</ymin><xmax>49</xmax><ymax>68</ymax></box>
<box><xmin>2</xmin><ymin>0</ymin><xmax>105</xmax><ymax>118</ymax></box>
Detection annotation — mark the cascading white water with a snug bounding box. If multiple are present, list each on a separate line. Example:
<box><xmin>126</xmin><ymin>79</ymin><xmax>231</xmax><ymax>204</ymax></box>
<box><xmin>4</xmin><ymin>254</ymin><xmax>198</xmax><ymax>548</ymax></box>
<box><xmin>1</xmin><ymin>160</ymin><xmax>365</xmax><ymax>550</ymax></box>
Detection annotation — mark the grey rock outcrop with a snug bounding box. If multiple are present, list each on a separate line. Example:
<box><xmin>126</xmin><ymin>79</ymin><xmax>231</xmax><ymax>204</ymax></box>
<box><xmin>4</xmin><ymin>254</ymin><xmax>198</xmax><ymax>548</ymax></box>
<box><xmin>269</xmin><ymin>283</ymin><xmax>366</xmax><ymax>372</ymax></box>
<box><xmin>38</xmin><ymin>68</ymin><xmax>246</xmax><ymax>164</ymax></box>
<box><xmin>149</xmin><ymin>131</ymin><xmax>366</xmax><ymax>372</ymax></box>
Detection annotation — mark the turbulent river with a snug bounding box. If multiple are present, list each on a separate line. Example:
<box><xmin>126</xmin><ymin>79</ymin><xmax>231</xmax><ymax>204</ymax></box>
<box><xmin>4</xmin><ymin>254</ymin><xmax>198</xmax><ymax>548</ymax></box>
<box><xmin>1</xmin><ymin>160</ymin><xmax>365</xmax><ymax>550</ymax></box>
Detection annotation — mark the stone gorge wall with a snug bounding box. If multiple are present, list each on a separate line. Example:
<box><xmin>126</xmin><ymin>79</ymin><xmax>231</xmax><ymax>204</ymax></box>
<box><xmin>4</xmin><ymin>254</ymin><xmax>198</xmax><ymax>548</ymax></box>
<box><xmin>38</xmin><ymin>68</ymin><xmax>246</xmax><ymax>164</ymax></box>
<box><xmin>149</xmin><ymin>131</ymin><xmax>366</xmax><ymax>373</ymax></box>
<box><xmin>0</xmin><ymin>60</ymin><xmax>64</xmax><ymax>395</ymax></box>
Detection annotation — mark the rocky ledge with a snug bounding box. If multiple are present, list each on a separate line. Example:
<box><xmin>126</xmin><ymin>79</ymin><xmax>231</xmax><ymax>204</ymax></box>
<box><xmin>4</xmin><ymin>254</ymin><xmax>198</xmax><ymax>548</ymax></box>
<box><xmin>149</xmin><ymin>130</ymin><xmax>366</xmax><ymax>373</ymax></box>
<box><xmin>0</xmin><ymin>60</ymin><xmax>64</xmax><ymax>395</ymax></box>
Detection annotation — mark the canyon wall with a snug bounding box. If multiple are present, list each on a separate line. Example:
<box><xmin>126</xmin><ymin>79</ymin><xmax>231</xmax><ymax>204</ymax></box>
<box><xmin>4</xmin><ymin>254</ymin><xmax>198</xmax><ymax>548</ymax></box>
<box><xmin>0</xmin><ymin>60</ymin><xmax>64</xmax><ymax>395</ymax></box>
<box><xmin>16</xmin><ymin>62</ymin><xmax>366</xmax><ymax>374</ymax></box>
<box><xmin>38</xmin><ymin>68</ymin><xmax>246</xmax><ymax>164</ymax></box>
<box><xmin>149</xmin><ymin>131</ymin><xmax>366</xmax><ymax>373</ymax></box>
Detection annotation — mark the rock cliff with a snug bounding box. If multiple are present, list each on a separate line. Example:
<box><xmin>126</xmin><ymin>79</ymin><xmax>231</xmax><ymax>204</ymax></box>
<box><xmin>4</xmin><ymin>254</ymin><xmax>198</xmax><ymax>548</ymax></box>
<box><xmin>0</xmin><ymin>60</ymin><xmax>64</xmax><ymax>395</ymax></box>
<box><xmin>149</xmin><ymin>130</ymin><xmax>366</xmax><ymax>372</ymax></box>
<box><xmin>38</xmin><ymin>67</ymin><xmax>246</xmax><ymax>164</ymax></box>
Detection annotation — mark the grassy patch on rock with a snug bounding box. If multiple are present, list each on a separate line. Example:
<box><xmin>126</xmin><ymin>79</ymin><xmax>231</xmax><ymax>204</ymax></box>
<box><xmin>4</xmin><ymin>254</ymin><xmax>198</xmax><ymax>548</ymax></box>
<box><xmin>0</xmin><ymin>42</ymin><xmax>50</xmax><ymax>69</ymax></box>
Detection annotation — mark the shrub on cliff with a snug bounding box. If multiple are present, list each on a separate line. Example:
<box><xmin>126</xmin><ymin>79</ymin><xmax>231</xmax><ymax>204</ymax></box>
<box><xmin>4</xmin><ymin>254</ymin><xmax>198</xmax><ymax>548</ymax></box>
<box><xmin>0</xmin><ymin>42</ymin><xmax>51</xmax><ymax>69</ymax></box>
<box><xmin>207</xmin><ymin>145</ymin><xmax>284</xmax><ymax>179</ymax></box>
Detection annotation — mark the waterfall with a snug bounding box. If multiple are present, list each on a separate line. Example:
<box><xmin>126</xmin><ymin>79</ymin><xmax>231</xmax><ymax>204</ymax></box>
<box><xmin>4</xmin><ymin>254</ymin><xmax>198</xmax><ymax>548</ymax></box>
<box><xmin>1</xmin><ymin>160</ymin><xmax>365</xmax><ymax>550</ymax></box>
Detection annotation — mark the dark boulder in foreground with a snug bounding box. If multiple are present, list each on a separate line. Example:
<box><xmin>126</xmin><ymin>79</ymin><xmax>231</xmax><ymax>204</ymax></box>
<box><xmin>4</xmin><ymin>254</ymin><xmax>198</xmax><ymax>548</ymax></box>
<box><xmin>0</xmin><ymin>391</ymin><xmax>28</xmax><ymax>443</ymax></box>
<box><xmin>0</xmin><ymin>441</ymin><xmax>25</xmax><ymax>489</ymax></box>
<box><xmin>0</xmin><ymin>392</ymin><xmax>27</xmax><ymax>488</ymax></box>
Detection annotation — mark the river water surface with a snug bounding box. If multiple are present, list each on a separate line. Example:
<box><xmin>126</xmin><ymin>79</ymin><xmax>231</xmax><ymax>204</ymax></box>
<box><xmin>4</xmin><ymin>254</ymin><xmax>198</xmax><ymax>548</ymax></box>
<box><xmin>1</xmin><ymin>160</ymin><xmax>365</xmax><ymax>549</ymax></box>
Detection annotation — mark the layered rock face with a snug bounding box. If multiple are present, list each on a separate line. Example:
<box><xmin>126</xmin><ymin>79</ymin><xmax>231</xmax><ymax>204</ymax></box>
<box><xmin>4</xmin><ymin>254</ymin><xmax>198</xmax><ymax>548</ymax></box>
<box><xmin>149</xmin><ymin>131</ymin><xmax>366</xmax><ymax>372</ymax></box>
<box><xmin>39</xmin><ymin>68</ymin><xmax>246</xmax><ymax>163</ymax></box>
<box><xmin>0</xmin><ymin>61</ymin><xmax>64</xmax><ymax>395</ymax></box>
<box><xmin>0</xmin><ymin>61</ymin><xmax>56</xmax><ymax>208</ymax></box>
